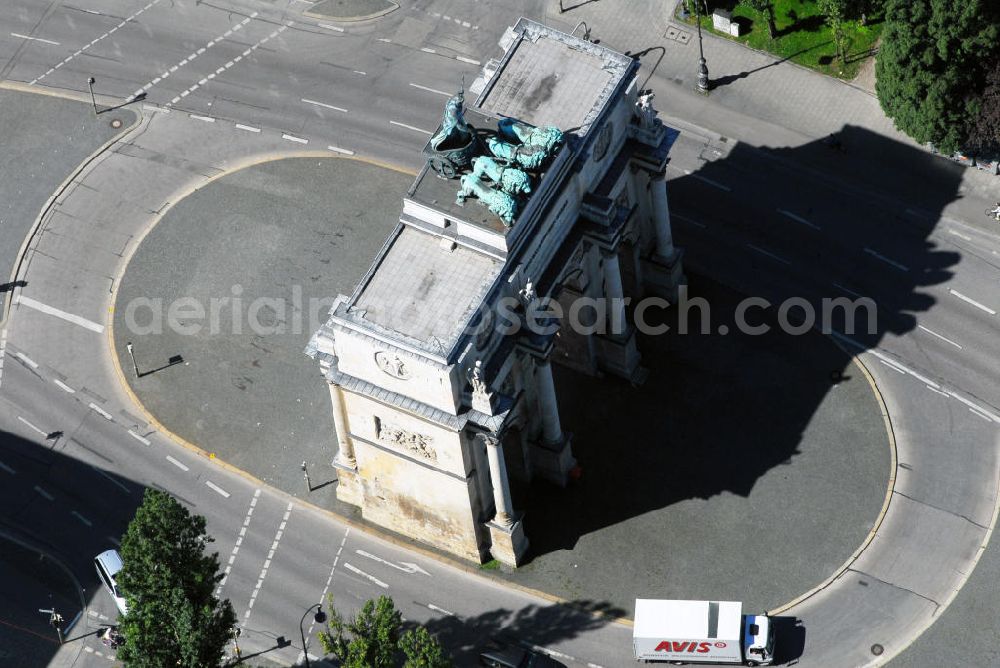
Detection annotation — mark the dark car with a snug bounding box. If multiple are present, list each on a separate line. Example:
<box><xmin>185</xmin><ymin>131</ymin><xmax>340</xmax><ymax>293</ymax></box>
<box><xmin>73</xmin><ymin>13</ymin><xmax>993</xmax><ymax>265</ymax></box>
<box><xmin>479</xmin><ymin>642</ymin><xmax>563</xmax><ymax>668</ymax></box>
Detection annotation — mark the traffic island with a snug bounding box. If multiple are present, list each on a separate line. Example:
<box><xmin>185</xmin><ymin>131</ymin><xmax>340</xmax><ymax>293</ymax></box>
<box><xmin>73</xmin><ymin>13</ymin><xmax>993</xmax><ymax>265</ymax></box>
<box><xmin>304</xmin><ymin>0</ymin><xmax>398</xmax><ymax>22</ymax></box>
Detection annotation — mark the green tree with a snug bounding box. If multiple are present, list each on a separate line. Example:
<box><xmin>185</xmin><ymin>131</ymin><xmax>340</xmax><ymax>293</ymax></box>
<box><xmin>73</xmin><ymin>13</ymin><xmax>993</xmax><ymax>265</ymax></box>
<box><xmin>116</xmin><ymin>489</ymin><xmax>236</xmax><ymax>668</ymax></box>
<box><xmin>967</xmin><ymin>62</ymin><xmax>1000</xmax><ymax>155</ymax></box>
<box><xmin>741</xmin><ymin>0</ymin><xmax>777</xmax><ymax>39</ymax></box>
<box><xmin>817</xmin><ymin>0</ymin><xmax>849</xmax><ymax>65</ymax></box>
<box><xmin>876</xmin><ymin>0</ymin><xmax>1000</xmax><ymax>153</ymax></box>
<box><xmin>318</xmin><ymin>595</ymin><xmax>451</xmax><ymax>668</ymax></box>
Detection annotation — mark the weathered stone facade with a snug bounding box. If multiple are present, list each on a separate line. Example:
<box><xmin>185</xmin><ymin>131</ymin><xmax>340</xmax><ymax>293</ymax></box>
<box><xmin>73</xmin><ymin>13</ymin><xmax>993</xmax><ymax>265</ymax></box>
<box><xmin>307</xmin><ymin>19</ymin><xmax>684</xmax><ymax>566</ymax></box>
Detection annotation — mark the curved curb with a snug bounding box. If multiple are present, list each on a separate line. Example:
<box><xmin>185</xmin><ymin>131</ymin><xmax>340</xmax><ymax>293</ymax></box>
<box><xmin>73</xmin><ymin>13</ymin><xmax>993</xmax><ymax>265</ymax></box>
<box><xmin>767</xmin><ymin>350</ymin><xmax>897</xmax><ymax>616</ymax></box>
<box><xmin>101</xmin><ymin>152</ymin><xmax>635</xmax><ymax>628</ymax></box>
<box><xmin>0</xmin><ymin>80</ymin><xmax>142</xmax><ymax>327</ymax></box>
<box><xmin>303</xmin><ymin>0</ymin><xmax>398</xmax><ymax>23</ymax></box>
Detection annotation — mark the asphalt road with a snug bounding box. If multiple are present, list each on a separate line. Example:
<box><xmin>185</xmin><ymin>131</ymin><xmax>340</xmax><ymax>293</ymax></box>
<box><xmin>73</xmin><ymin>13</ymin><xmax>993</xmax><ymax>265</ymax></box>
<box><xmin>0</xmin><ymin>1</ymin><xmax>999</xmax><ymax>667</ymax></box>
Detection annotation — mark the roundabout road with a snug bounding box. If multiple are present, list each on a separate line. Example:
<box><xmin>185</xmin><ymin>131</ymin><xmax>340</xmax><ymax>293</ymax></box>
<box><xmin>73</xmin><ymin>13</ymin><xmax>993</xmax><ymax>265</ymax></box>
<box><xmin>1</xmin><ymin>1</ymin><xmax>999</xmax><ymax>666</ymax></box>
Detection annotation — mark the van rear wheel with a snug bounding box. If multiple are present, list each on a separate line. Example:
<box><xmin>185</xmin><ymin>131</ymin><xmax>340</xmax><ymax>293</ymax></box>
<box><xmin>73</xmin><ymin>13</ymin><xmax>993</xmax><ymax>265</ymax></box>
<box><xmin>746</xmin><ymin>661</ymin><xmax>760</xmax><ymax>667</ymax></box>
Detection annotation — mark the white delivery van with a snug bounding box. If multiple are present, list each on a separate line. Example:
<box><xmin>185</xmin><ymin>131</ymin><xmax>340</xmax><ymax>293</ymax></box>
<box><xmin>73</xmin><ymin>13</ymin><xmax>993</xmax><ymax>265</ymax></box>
<box><xmin>633</xmin><ymin>599</ymin><xmax>773</xmax><ymax>666</ymax></box>
<box><xmin>94</xmin><ymin>549</ymin><xmax>128</xmax><ymax>616</ymax></box>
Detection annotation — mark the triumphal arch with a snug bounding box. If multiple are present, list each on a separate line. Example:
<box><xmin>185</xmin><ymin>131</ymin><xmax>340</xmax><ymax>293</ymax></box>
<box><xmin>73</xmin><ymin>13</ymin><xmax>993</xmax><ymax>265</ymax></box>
<box><xmin>307</xmin><ymin>19</ymin><xmax>683</xmax><ymax>566</ymax></box>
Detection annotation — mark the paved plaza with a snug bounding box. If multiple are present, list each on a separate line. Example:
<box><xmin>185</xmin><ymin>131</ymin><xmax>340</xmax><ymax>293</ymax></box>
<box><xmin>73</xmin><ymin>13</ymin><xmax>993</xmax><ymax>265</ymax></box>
<box><xmin>113</xmin><ymin>157</ymin><xmax>890</xmax><ymax>616</ymax></box>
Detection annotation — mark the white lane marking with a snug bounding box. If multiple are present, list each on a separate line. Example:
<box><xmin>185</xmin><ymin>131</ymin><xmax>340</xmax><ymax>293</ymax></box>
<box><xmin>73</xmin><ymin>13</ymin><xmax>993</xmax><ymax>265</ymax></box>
<box><xmin>217</xmin><ymin>489</ymin><xmax>260</xmax><ymax>593</ymax></box>
<box><xmin>71</xmin><ymin>510</ymin><xmax>93</xmax><ymax>527</ymax></box>
<box><xmin>91</xmin><ymin>465</ymin><xmax>130</xmax><ymax>493</ymax></box>
<box><xmin>89</xmin><ymin>403</ymin><xmax>112</xmax><ymax>420</ymax></box>
<box><xmin>301</xmin><ymin>98</ymin><xmax>348</xmax><ymax>112</ymax></box>
<box><xmin>390</xmin><ymin>120</ymin><xmax>433</xmax><ymax>135</ymax></box>
<box><xmin>355</xmin><ymin>550</ymin><xmax>430</xmax><ymax>575</ymax></box>
<box><xmin>298</xmin><ymin>530</ymin><xmax>349</xmax><ymax>665</ymax></box>
<box><xmin>166</xmin><ymin>455</ymin><xmax>189</xmax><ymax>471</ymax></box>
<box><xmin>282</xmin><ymin>133</ymin><xmax>309</xmax><ymax>144</ymax></box>
<box><xmin>949</xmin><ymin>289</ymin><xmax>996</xmax><ymax>315</ymax></box>
<box><xmin>319</xmin><ymin>23</ymin><xmax>344</xmax><ymax>32</ymax></box>
<box><xmin>427</xmin><ymin>603</ymin><xmax>454</xmax><ymax>616</ymax></box>
<box><xmin>969</xmin><ymin>407</ymin><xmax>993</xmax><ymax>422</ymax></box>
<box><xmin>947</xmin><ymin>229</ymin><xmax>972</xmax><ymax>241</ymax></box>
<box><xmin>17</xmin><ymin>416</ymin><xmax>46</xmax><ymax>436</ymax></box>
<box><xmin>456</xmin><ymin>55</ymin><xmax>480</xmax><ymax>65</ymax></box>
<box><xmin>946</xmin><ymin>391</ymin><xmax>1000</xmax><ymax>423</ymax></box>
<box><xmin>688</xmin><ymin>171</ymin><xmax>732</xmax><ymax>191</ymax></box>
<box><xmin>16</xmin><ymin>352</ymin><xmax>38</xmax><ymax>368</ymax></box>
<box><xmin>832</xmin><ymin>282</ymin><xmax>864</xmax><ymax>299</ymax></box>
<box><xmin>16</xmin><ymin>295</ymin><xmax>104</xmax><ymax>333</ymax></box>
<box><xmin>863</xmin><ymin>247</ymin><xmax>909</xmax><ymax>272</ymax></box>
<box><xmin>34</xmin><ymin>485</ymin><xmax>54</xmax><ymax>501</ymax></box>
<box><xmin>243</xmin><ymin>503</ymin><xmax>293</xmax><ymax>623</ymax></box>
<box><xmin>836</xmin><ymin>334</ymin><xmax>949</xmax><ymax>391</ymax></box>
<box><xmin>327</xmin><ymin>145</ymin><xmax>355</xmax><ymax>155</ymax></box>
<box><xmin>778</xmin><ymin>209</ymin><xmax>821</xmax><ymax>230</ymax></box>
<box><xmin>0</xmin><ymin>460</ymin><xmax>15</xmax><ymax>474</ymax></box>
<box><xmin>133</xmin><ymin>11</ymin><xmax>262</xmax><ymax>103</ymax></box>
<box><xmin>189</xmin><ymin>114</ymin><xmax>215</xmax><ymax>122</ymax></box>
<box><xmin>343</xmin><ymin>563</ymin><xmax>389</xmax><ymax>588</ymax></box>
<box><xmin>523</xmin><ymin>643</ymin><xmax>577</xmax><ymax>663</ymax></box>
<box><xmin>409</xmin><ymin>82</ymin><xmax>450</xmax><ymax>97</ymax></box>
<box><xmin>0</xmin><ymin>328</ymin><xmax>6</xmax><ymax>389</ymax></box>
<box><xmin>206</xmin><ymin>480</ymin><xmax>230</xmax><ymax>498</ymax></box>
<box><xmin>917</xmin><ymin>325</ymin><xmax>963</xmax><ymax>349</ymax></box>
<box><xmin>672</xmin><ymin>212</ymin><xmax>706</xmax><ymax>228</ymax></box>
<box><xmin>420</xmin><ymin>47</ymin><xmax>437</xmax><ymax>53</ymax></box>
<box><xmin>746</xmin><ymin>243</ymin><xmax>791</xmax><ymax>265</ymax></box>
<box><xmin>353</xmin><ymin>70</ymin><xmax>366</xmax><ymax>75</ymax></box>
<box><xmin>11</xmin><ymin>33</ymin><xmax>60</xmax><ymax>45</ymax></box>
<box><xmin>926</xmin><ymin>385</ymin><xmax>950</xmax><ymax>397</ymax></box>
<box><xmin>235</xmin><ymin>123</ymin><xmax>261</xmax><ymax>133</ymax></box>
<box><xmin>377</xmin><ymin>37</ymin><xmax>391</xmax><ymax>43</ymax></box>
<box><xmin>128</xmin><ymin>430</ymin><xmax>151</xmax><ymax>445</ymax></box>
<box><xmin>880</xmin><ymin>360</ymin><xmax>906</xmax><ymax>375</ymax></box>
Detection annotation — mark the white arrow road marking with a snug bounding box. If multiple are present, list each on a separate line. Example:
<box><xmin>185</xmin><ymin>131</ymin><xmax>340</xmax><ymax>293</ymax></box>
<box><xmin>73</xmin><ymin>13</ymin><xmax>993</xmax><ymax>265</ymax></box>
<box><xmin>343</xmin><ymin>563</ymin><xmax>388</xmax><ymax>588</ymax></box>
<box><xmin>356</xmin><ymin>550</ymin><xmax>430</xmax><ymax>575</ymax></box>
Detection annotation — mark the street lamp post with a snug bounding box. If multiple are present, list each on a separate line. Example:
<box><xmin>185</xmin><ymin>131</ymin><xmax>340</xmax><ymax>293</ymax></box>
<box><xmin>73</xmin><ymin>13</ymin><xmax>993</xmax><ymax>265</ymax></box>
<box><xmin>87</xmin><ymin>77</ymin><xmax>98</xmax><ymax>115</ymax></box>
<box><xmin>125</xmin><ymin>342</ymin><xmax>140</xmax><ymax>378</ymax></box>
<box><xmin>694</xmin><ymin>1</ymin><xmax>710</xmax><ymax>94</ymax></box>
<box><xmin>299</xmin><ymin>604</ymin><xmax>327</xmax><ymax>668</ymax></box>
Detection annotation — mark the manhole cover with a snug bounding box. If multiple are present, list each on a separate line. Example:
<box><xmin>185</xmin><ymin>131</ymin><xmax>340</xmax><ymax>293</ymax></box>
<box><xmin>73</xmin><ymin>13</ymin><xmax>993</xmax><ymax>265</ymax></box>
<box><xmin>110</xmin><ymin>118</ymin><xmax>123</xmax><ymax>129</ymax></box>
<box><xmin>871</xmin><ymin>644</ymin><xmax>884</xmax><ymax>656</ymax></box>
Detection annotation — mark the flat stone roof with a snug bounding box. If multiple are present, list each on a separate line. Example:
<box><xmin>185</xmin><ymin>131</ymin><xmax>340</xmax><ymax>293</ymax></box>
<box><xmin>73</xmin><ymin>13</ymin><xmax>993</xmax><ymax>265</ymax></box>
<box><xmin>476</xmin><ymin>18</ymin><xmax>634</xmax><ymax>138</ymax></box>
<box><xmin>351</xmin><ymin>225</ymin><xmax>501</xmax><ymax>351</ymax></box>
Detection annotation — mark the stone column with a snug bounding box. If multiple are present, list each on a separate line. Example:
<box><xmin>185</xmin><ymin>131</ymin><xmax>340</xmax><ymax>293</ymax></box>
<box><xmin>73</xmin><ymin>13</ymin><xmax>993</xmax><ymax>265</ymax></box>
<box><xmin>483</xmin><ymin>434</ymin><xmax>514</xmax><ymax>527</ymax></box>
<box><xmin>328</xmin><ymin>383</ymin><xmax>356</xmax><ymax>468</ymax></box>
<box><xmin>651</xmin><ymin>173</ymin><xmax>675</xmax><ymax>259</ymax></box>
<box><xmin>602</xmin><ymin>249</ymin><xmax>627</xmax><ymax>334</ymax></box>
<box><xmin>535</xmin><ymin>358</ymin><xmax>564</xmax><ymax>445</ymax></box>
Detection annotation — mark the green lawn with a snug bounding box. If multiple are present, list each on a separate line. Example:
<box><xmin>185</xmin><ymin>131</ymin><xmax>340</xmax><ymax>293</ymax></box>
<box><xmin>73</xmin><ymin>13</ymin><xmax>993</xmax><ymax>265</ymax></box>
<box><xmin>677</xmin><ymin>0</ymin><xmax>883</xmax><ymax>80</ymax></box>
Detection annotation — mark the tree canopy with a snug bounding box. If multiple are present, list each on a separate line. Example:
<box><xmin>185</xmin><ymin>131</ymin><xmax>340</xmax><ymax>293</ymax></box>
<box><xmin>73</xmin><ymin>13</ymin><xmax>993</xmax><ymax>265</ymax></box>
<box><xmin>876</xmin><ymin>0</ymin><xmax>1000</xmax><ymax>153</ymax></box>
<box><xmin>318</xmin><ymin>595</ymin><xmax>452</xmax><ymax>668</ymax></box>
<box><xmin>116</xmin><ymin>489</ymin><xmax>236</xmax><ymax>668</ymax></box>
<box><xmin>967</xmin><ymin>61</ymin><xmax>1000</xmax><ymax>154</ymax></box>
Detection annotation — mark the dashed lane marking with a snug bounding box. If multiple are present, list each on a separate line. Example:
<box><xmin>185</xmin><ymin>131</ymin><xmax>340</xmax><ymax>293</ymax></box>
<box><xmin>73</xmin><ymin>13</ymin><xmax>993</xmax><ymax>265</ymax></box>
<box><xmin>16</xmin><ymin>295</ymin><xmax>104</xmax><ymax>332</ymax></box>
<box><xmin>166</xmin><ymin>455</ymin><xmax>189</xmax><ymax>472</ymax></box>
<box><xmin>832</xmin><ymin>282</ymin><xmax>864</xmax><ymax>299</ymax></box>
<box><xmin>281</xmin><ymin>133</ymin><xmax>309</xmax><ymax>144</ymax></box>
<box><xmin>969</xmin><ymin>407</ymin><xmax>993</xmax><ymax>422</ymax></box>
<box><xmin>91</xmin><ymin>465</ymin><xmax>130</xmax><ymax>493</ymax></box>
<box><xmin>10</xmin><ymin>33</ymin><xmax>60</xmax><ymax>45</ymax></box>
<box><xmin>343</xmin><ymin>563</ymin><xmax>388</xmax><ymax>588</ymax></box>
<box><xmin>778</xmin><ymin>208</ymin><xmax>821</xmax><ymax>230</ymax></box>
<box><xmin>389</xmin><ymin>120</ymin><xmax>433</xmax><ymax>135</ymax></box>
<box><xmin>235</xmin><ymin>123</ymin><xmax>261</xmax><ymax>133</ymax></box>
<box><xmin>880</xmin><ymin>360</ymin><xmax>906</xmax><ymax>375</ymax></box>
<box><xmin>17</xmin><ymin>416</ymin><xmax>46</xmax><ymax>437</ymax></box>
<box><xmin>243</xmin><ymin>503</ymin><xmax>293</xmax><ymax>624</ymax></box>
<box><xmin>217</xmin><ymin>489</ymin><xmax>260</xmax><ymax>593</ymax></box>
<box><xmin>420</xmin><ymin>47</ymin><xmax>437</xmax><ymax>54</ymax></box>
<box><xmin>54</xmin><ymin>379</ymin><xmax>75</xmax><ymax>393</ymax></box>
<box><xmin>0</xmin><ymin>328</ymin><xmax>6</xmax><ymax>389</ymax></box>
<box><xmin>327</xmin><ymin>145</ymin><xmax>355</xmax><ymax>155</ymax></box>
<box><xmin>16</xmin><ymin>352</ymin><xmax>38</xmax><ymax>368</ymax></box>
<box><xmin>128</xmin><ymin>430</ymin><xmax>151</xmax><ymax>445</ymax></box>
<box><xmin>0</xmin><ymin>460</ymin><xmax>15</xmax><ymax>474</ymax></box>
<box><xmin>949</xmin><ymin>289</ymin><xmax>997</xmax><ymax>315</ymax></box>
<box><xmin>456</xmin><ymin>55</ymin><xmax>481</xmax><ymax>65</ymax></box>
<box><xmin>746</xmin><ymin>243</ymin><xmax>791</xmax><ymax>265</ymax></box>
<box><xmin>946</xmin><ymin>390</ymin><xmax>1000</xmax><ymax>423</ymax></box>
<box><xmin>89</xmin><ymin>403</ymin><xmax>112</xmax><ymax>420</ymax></box>
<box><xmin>863</xmin><ymin>247</ymin><xmax>909</xmax><ymax>272</ymax></box>
<box><xmin>409</xmin><ymin>82</ymin><xmax>450</xmax><ymax>97</ymax></box>
<box><xmin>189</xmin><ymin>114</ymin><xmax>215</xmax><ymax>122</ymax></box>
<box><xmin>71</xmin><ymin>510</ymin><xmax>93</xmax><ymax>527</ymax></box>
<box><xmin>34</xmin><ymin>485</ymin><xmax>54</xmax><ymax>501</ymax></box>
<box><xmin>301</xmin><ymin>98</ymin><xmax>348</xmax><ymax>112</ymax></box>
<box><xmin>298</xmin><ymin>528</ymin><xmax>350</xmax><ymax>664</ymax></box>
<box><xmin>206</xmin><ymin>480</ymin><xmax>231</xmax><ymax>498</ymax></box>
<box><xmin>688</xmin><ymin>171</ymin><xmax>732</xmax><ymax>192</ymax></box>
<box><xmin>947</xmin><ymin>229</ymin><xmax>973</xmax><ymax>241</ymax></box>
<box><xmin>672</xmin><ymin>212</ymin><xmax>706</xmax><ymax>228</ymax></box>
<box><xmin>917</xmin><ymin>325</ymin><xmax>963</xmax><ymax>349</ymax></box>
<box><xmin>427</xmin><ymin>603</ymin><xmax>454</xmax><ymax>616</ymax></box>
<box><xmin>318</xmin><ymin>23</ymin><xmax>344</xmax><ymax>32</ymax></box>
